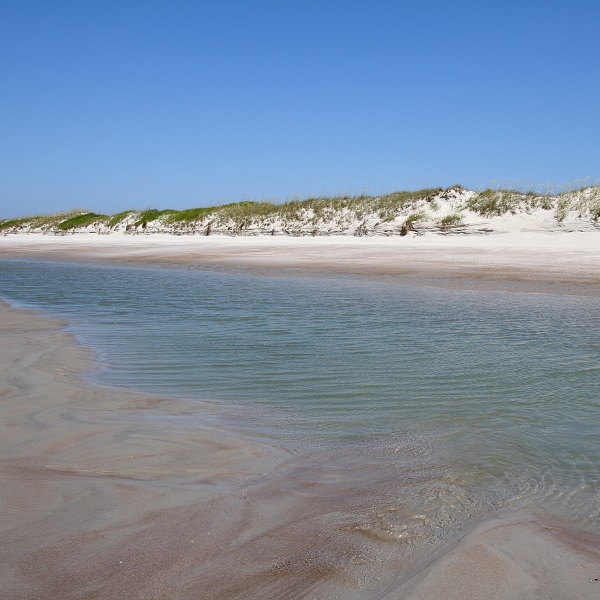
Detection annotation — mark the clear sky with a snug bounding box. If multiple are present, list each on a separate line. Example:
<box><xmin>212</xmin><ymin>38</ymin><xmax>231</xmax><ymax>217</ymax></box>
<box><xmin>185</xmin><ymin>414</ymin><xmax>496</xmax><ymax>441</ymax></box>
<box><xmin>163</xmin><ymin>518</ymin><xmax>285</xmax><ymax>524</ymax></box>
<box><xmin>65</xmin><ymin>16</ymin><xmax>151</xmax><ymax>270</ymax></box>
<box><xmin>1</xmin><ymin>0</ymin><xmax>599</xmax><ymax>218</ymax></box>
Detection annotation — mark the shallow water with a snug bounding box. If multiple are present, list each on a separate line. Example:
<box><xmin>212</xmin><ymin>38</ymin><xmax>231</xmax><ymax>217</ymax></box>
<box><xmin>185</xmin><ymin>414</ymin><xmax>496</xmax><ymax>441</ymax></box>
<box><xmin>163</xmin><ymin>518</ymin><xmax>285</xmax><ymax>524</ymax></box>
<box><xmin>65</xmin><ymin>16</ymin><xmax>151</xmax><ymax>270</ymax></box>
<box><xmin>1</xmin><ymin>259</ymin><xmax>599</xmax><ymax>535</ymax></box>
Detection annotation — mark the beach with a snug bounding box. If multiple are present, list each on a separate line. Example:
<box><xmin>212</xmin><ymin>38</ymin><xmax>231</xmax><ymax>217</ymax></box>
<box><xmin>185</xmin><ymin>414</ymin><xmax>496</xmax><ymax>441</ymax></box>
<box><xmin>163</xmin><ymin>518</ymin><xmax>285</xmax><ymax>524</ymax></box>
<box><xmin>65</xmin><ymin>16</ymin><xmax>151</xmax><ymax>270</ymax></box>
<box><xmin>1</xmin><ymin>232</ymin><xmax>599</xmax><ymax>599</ymax></box>
<box><xmin>1</xmin><ymin>231</ymin><xmax>600</xmax><ymax>296</ymax></box>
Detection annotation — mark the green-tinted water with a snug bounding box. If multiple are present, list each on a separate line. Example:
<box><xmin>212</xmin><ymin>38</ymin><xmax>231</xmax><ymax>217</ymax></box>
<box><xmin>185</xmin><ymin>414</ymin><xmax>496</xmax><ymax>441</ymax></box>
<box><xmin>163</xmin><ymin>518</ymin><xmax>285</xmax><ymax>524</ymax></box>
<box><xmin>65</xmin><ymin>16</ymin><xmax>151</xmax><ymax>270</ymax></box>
<box><xmin>1</xmin><ymin>259</ymin><xmax>599</xmax><ymax>529</ymax></box>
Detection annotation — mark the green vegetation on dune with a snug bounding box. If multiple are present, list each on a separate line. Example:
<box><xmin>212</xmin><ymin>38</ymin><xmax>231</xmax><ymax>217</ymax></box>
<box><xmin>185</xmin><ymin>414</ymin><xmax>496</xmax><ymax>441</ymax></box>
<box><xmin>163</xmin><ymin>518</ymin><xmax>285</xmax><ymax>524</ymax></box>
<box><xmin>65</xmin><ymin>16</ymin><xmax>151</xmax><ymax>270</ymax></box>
<box><xmin>57</xmin><ymin>212</ymin><xmax>108</xmax><ymax>230</ymax></box>
<box><xmin>132</xmin><ymin>209</ymin><xmax>177</xmax><ymax>229</ymax></box>
<box><xmin>97</xmin><ymin>189</ymin><xmax>448</xmax><ymax>232</ymax></box>
<box><xmin>2</xmin><ymin>184</ymin><xmax>600</xmax><ymax>234</ymax></box>
<box><xmin>107</xmin><ymin>210</ymin><xmax>135</xmax><ymax>228</ymax></box>
<box><xmin>464</xmin><ymin>188</ymin><xmax>554</xmax><ymax>216</ymax></box>
<box><xmin>440</xmin><ymin>213</ymin><xmax>464</xmax><ymax>228</ymax></box>
<box><xmin>288</xmin><ymin>188</ymin><xmax>443</xmax><ymax>222</ymax></box>
<box><xmin>0</xmin><ymin>217</ymin><xmax>30</xmax><ymax>230</ymax></box>
<box><xmin>0</xmin><ymin>209</ymin><xmax>91</xmax><ymax>231</ymax></box>
<box><xmin>400</xmin><ymin>210</ymin><xmax>428</xmax><ymax>235</ymax></box>
<box><xmin>165</xmin><ymin>206</ymin><xmax>216</xmax><ymax>224</ymax></box>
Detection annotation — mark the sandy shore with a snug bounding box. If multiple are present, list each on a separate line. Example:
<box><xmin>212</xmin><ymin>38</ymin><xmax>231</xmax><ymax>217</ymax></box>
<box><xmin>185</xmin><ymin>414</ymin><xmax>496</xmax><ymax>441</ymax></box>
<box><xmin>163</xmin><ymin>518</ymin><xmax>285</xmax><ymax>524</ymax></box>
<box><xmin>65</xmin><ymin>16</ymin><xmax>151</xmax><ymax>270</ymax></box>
<box><xmin>391</xmin><ymin>510</ymin><xmax>600</xmax><ymax>600</ymax></box>
<box><xmin>2</xmin><ymin>301</ymin><xmax>598</xmax><ymax>600</ymax></box>
<box><xmin>0</xmin><ymin>301</ymin><xmax>295</xmax><ymax>599</ymax></box>
<box><xmin>2</xmin><ymin>233</ymin><xmax>600</xmax><ymax>598</ymax></box>
<box><xmin>1</xmin><ymin>231</ymin><xmax>600</xmax><ymax>295</ymax></box>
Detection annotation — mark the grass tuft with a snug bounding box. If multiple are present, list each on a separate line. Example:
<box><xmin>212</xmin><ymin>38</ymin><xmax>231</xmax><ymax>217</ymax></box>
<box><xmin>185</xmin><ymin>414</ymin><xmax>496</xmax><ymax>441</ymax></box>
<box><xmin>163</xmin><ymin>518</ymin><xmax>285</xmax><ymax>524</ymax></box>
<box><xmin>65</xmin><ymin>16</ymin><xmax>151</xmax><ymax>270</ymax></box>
<box><xmin>440</xmin><ymin>213</ymin><xmax>464</xmax><ymax>228</ymax></box>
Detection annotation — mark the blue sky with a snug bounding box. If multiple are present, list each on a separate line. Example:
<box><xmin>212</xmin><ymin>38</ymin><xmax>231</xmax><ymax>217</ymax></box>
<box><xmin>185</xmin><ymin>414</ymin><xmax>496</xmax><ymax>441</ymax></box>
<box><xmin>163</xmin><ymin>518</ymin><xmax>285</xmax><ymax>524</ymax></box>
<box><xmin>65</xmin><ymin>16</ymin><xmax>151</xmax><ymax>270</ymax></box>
<box><xmin>1</xmin><ymin>0</ymin><xmax>598</xmax><ymax>218</ymax></box>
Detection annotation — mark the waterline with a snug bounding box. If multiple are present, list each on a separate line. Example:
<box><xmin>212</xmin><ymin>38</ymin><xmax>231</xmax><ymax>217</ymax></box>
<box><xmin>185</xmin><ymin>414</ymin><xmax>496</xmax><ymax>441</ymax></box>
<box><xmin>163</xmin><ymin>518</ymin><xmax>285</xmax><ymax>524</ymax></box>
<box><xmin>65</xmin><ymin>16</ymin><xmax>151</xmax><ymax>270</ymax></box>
<box><xmin>1</xmin><ymin>258</ymin><xmax>599</xmax><ymax>531</ymax></box>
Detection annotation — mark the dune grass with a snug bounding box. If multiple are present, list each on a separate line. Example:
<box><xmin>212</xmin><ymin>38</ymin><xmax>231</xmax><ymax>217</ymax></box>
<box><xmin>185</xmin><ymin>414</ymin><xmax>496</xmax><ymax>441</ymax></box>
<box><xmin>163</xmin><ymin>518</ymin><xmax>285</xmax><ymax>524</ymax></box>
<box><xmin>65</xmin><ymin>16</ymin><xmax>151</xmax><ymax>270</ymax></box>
<box><xmin>440</xmin><ymin>213</ymin><xmax>464</xmax><ymax>228</ymax></box>
<box><xmin>107</xmin><ymin>210</ymin><xmax>135</xmax><ymax>228</ymax></box>
<box><xmin>0</xmin><ymin>209</ymin><xmax>90</xmax><ymax>231</ymax></box>
<box><xmin>165</xmin><ymin>206</ymin><xmax>215</xmax><ymax>224</ymax></box>
<box><xmin>57</xmin><ymin>212</ymin><xmax>108</xmax><ymax>230</ymax></box>
<box><xmin>94</xmin><ymin>188</ymin><xmax>447</xmax><ymax>232</ymax></box>
<box><xmin>464</xmin><ymin>188</ymin><xmax>554</xmax><ymax>216</ymax></box>
<box><xmin>3</xmin><ymin>183</ymin><xmax>600</xmax><ymax>234</ymax></box>
<box><xmin>132</xmin><ymin>209</ymin><xmax>178</xmax><ymax>228</ymax></box>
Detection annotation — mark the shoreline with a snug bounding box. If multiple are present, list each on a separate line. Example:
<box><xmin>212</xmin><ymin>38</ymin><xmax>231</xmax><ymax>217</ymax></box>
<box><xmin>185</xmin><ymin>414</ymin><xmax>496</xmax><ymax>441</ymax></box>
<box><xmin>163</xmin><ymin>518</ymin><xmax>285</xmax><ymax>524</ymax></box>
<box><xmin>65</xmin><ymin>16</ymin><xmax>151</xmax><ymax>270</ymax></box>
<box><xmin>0</xmin><ymin>300</ymin><xmax>293</xmax><ymax>599</ymax></box>
<box><xmin>1</xmin><ymin>231</ymin><xmax>600</xmax><ymax>296</ymax></box>
<box><xmin>2</xmin><ymin>237</ymin><xmax>600</xmax><ymax>598</ymax></box>
<box><xmin>2</xmin><ymin>300</ymin><xmax>599</xmax><ymax>599</ymax></box>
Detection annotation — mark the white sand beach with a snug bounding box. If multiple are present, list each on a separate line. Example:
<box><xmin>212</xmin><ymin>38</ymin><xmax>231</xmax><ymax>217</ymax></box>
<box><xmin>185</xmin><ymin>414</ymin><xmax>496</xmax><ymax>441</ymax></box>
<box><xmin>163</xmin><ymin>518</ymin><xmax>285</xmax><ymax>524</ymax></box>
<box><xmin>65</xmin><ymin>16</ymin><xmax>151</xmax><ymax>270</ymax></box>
<box><xmin>1</xmin><ymin>230</ymin><xmax>600</xmax><ymax>293</ymax></box>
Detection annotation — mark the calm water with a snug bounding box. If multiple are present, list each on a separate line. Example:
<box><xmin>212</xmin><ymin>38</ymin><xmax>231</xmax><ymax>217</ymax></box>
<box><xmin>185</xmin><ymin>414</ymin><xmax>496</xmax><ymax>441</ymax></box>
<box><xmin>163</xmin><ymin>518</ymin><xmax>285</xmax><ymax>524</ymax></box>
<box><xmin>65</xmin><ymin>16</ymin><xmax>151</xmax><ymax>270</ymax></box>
<box><xmin>1</xmin><ymin>259</ymin><xmax>599</xmax><ymax>530</ymax></box>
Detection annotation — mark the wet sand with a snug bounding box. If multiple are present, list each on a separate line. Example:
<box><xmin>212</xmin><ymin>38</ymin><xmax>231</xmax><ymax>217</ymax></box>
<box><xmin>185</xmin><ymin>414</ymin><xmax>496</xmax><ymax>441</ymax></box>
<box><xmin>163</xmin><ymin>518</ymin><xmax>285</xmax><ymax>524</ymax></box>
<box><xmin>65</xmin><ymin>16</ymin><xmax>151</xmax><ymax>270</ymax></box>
<box><xmin>0</xmin><ymin>301</ymin><xmax>466</xmax><ymax>599</ymax></box>
<box><xmin>2</xmin><ymin>234</ymin><xmax>600</xmax><ymax>598</ymax></box>
<box><xmin>0</xmin><ymin>301</ymin><xmax>294</xmax><ymax>598</ymax></box>
<box><xmin>390</xmin><ymin>511</ymin><xmax>600</xmax><ymax>599</ymax></box>
<box><xmin>3</xmin><ymin>301</ymin><xmax>598</xmax><ymax>600</ymax></box>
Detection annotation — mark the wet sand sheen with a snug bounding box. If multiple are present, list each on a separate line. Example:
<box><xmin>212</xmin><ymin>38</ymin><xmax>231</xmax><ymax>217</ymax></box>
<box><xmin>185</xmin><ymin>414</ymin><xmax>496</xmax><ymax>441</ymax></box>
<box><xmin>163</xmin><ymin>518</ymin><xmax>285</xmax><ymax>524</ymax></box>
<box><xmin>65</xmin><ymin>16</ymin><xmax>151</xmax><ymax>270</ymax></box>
<box><xmin>0</xmin><ymin>301</ymin><xmax>292</xmax><ymax>598</ymax></box>
<box><xmin>0</xmin><ymin>300</ymin><xmax>461</xmax><ymax>599</ymax></box>
<box><xmin>2</xmin><ymin>301</ymin><xmax>600</xmax><ymax>599</ymax></box>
